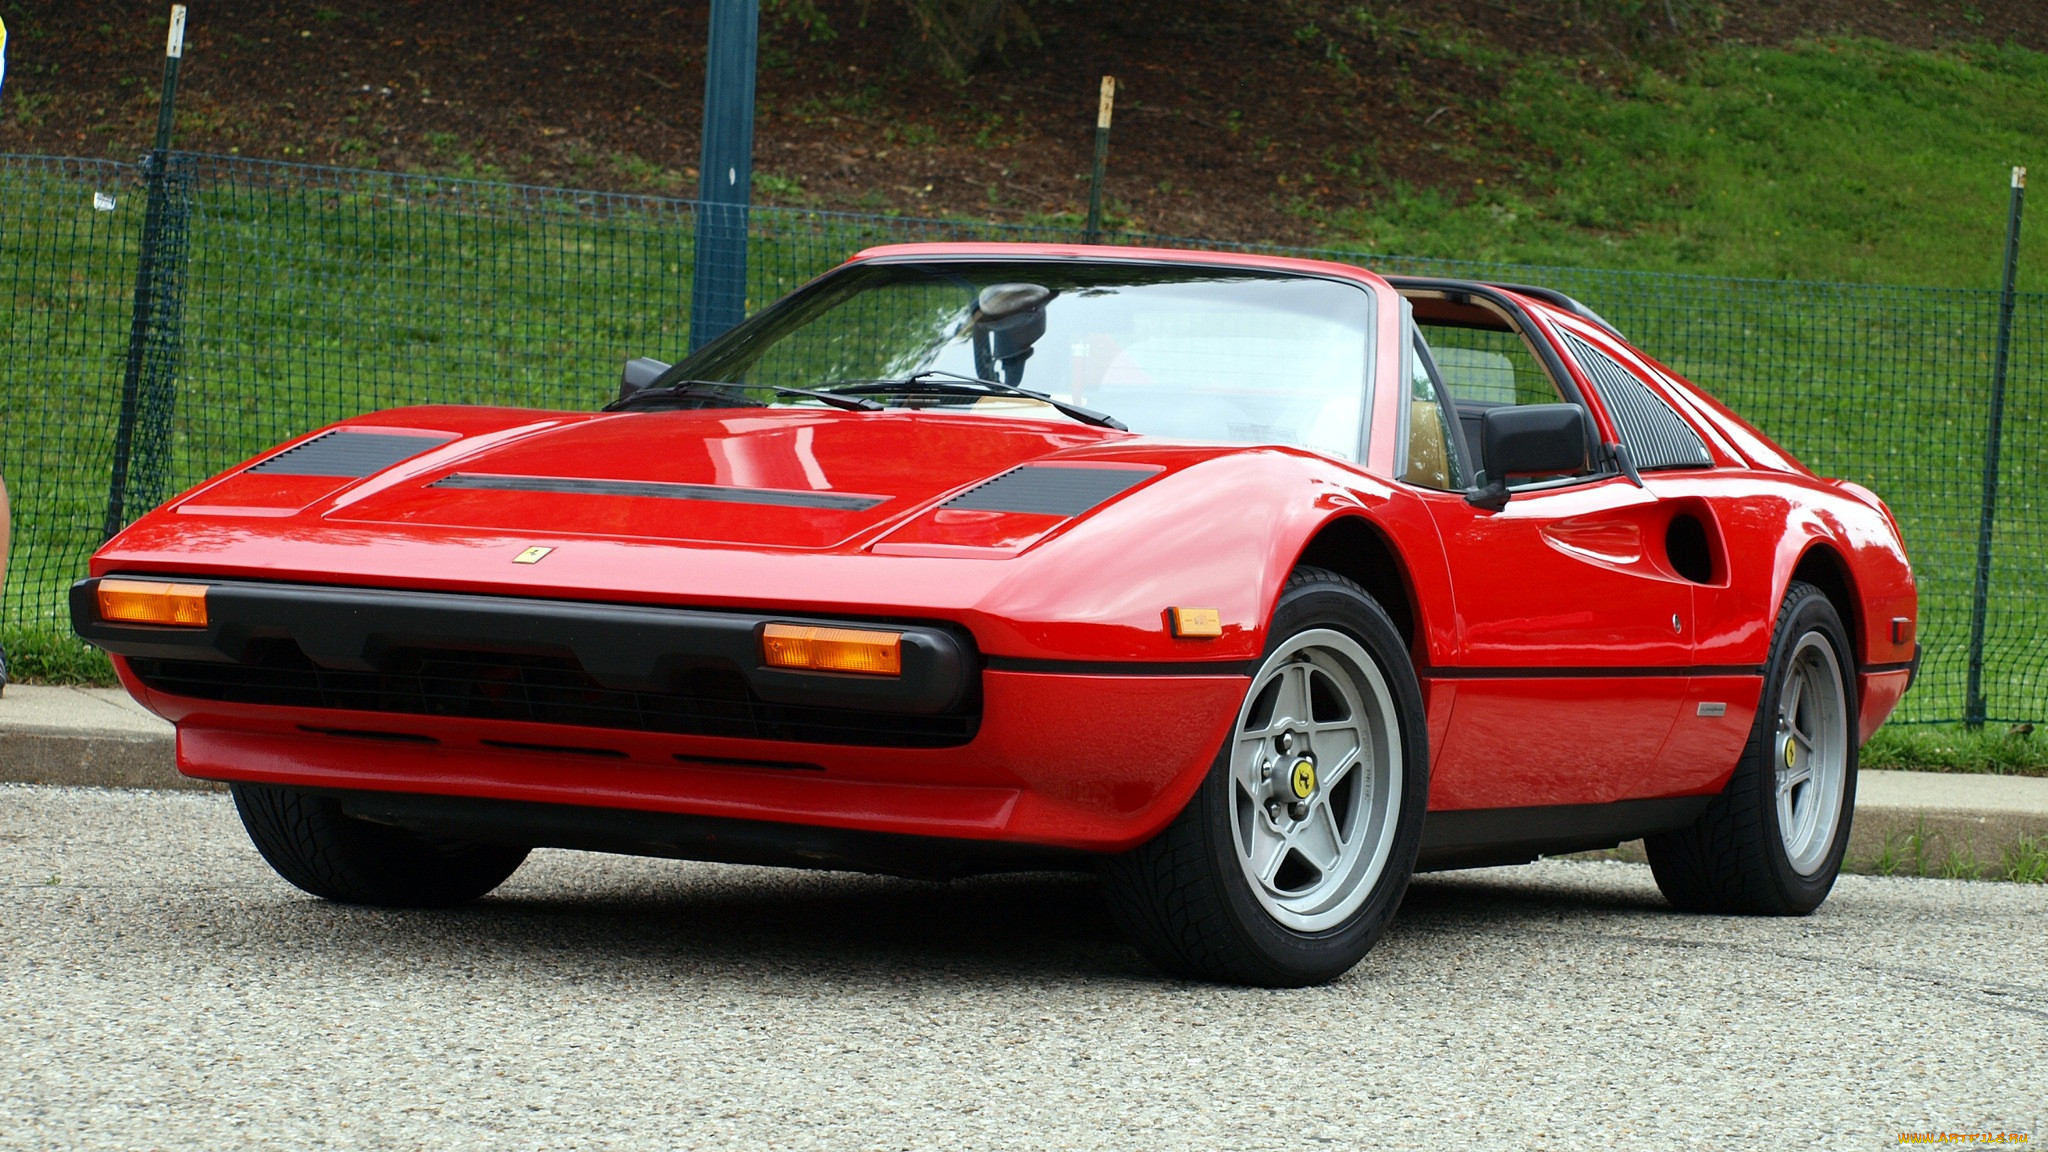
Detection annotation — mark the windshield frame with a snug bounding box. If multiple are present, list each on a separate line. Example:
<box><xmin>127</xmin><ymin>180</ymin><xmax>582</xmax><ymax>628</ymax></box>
<box><xmin>667</xmin><ymin>254</ymin><xmax>1380</xmax><ymax>460</ymax></box>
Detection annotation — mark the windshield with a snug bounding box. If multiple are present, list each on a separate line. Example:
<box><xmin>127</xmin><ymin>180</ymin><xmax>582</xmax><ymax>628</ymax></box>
<box><xmin>676</xmin><ymin>260</ymin><xmax>1376</xmax><ymax>460</ymax></box>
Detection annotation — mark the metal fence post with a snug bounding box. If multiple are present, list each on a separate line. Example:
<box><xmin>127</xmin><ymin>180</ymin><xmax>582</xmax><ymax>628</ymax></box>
<box><xmin>1964</xmin><ymin>165</ymin><xmax>2026</xmax><ymax>728</ymax></box>
<box><xmin>1085</xmin><ymin>76</ymin><xmax>1115</xmax><ymax>244</ymax></box>
<box><xmin>688</xmin><ymin>0</ymin><xmax>758</xmax><ymax>352</ymax></box>
<box><xmin>102</xmin><ymin>5</ymin><xmax>192</xmax><ymax>538</ymax></box>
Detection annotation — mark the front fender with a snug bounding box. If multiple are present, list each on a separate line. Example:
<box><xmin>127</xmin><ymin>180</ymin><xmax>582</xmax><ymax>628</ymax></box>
<box><xmin>964</xmin><ymin>450</ymin><xmax>1449</xmax><ymax>667</ymax></box>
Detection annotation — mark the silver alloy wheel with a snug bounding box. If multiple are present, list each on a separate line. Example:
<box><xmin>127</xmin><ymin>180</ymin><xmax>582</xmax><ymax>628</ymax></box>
<box><xmin>1228</xmin><ymin>628</ymin><xmax>1402</xmax><ymax>933</ymax></box>
<box><xmin>1774</xmin><ymin>631</ymin><xmax>1850</xmax><ymax>876</ymax></box>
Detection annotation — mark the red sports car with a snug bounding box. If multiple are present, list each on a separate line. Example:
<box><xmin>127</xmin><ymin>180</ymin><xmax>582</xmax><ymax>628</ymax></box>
<box><xmin>74</xmin><ymin>244</ymin><xmax>1917</xmax><ymax>986</ymax></box>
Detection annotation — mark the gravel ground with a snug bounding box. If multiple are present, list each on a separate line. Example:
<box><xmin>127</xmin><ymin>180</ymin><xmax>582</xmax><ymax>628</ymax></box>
<box><xmin>2</xmin><ymin>785</ymin><xmax>2042</xmax><ymax>1151</ymax></box>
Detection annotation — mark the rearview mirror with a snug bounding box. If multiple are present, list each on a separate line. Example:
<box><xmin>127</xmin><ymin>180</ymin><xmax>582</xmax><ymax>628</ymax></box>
<box><xmin>619</xmin><ymin>357</ymin><xmax>671</xmax><ymax>403</ymax></box>
<box><xmin>973</xmin><ymin>283</ymin><xmax>1054</xmax><ymax>386</ymax></box>
<box><xmin>977</xmin><ymin>282</ymin><xmax>1054</xmax><ymax>320</ymax></box>
<box><xmin>1466</xmin><ymin>404</ymin><xmax>1590</xmax><ymax>511</ymax></box>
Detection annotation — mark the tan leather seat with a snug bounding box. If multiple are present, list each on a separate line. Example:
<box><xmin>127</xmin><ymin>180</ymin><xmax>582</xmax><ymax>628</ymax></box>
<box><xmin>1403</xmin><ymin>400</ymin><xmax>1452</xmax><ymax>489</ymax></box>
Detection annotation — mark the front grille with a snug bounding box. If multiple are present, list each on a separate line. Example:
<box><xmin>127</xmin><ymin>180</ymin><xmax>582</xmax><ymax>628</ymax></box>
<box><xmin>131</xmin><ymin>641</ymin><xmax>978</xmax><ymax>749</ymax></box>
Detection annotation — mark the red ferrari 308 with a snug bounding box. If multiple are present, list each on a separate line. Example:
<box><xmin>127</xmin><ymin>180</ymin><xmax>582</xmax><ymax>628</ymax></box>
<box><xmin>75</xmin><ymin>244</ymin><xmax>1918</xmax><ymax>985</ymax></box>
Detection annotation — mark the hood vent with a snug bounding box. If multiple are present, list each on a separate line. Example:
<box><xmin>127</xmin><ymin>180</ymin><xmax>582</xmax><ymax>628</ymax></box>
<box><xmin>250</xmin><ymin>430</ymin><xmax>455</xmax><ymax>477</ymax></box>
<box><xmin>432</xmin><ymin>473</ymin><xmax>888</xmax><ymax>511</ymax></box>
<box><xmin>942</xmin><ymin>464</ymin><xmax>1158</xmax><ymax>516</ymax></box>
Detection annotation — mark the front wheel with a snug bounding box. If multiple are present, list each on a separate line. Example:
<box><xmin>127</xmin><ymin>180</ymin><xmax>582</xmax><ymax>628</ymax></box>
<box><xmin>1100</xmin><ymin>567</ymin><xmax>1429</xmax><ymax>986</ymax></box>
<box><xmin>232</xmin><ymin>783</ymin><xmax>529</xmax><ymax>908</ymax></box>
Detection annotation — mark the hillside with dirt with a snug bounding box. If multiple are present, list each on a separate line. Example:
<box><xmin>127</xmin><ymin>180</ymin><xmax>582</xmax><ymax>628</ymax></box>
<box><xmin>3</xmin><ymin>0</ymin><xmax>2044</xmax><ymax>249</ymax></box>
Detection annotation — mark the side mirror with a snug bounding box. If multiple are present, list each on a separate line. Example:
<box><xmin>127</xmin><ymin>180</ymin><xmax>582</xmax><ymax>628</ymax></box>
<box><xmin>619</xmin><ymin>357</ymin><xmax>672</xmax><ymax>403</ymax></box>
<box><xmin>1466</xmin><ymin>404</ymin><xmax>1590</xmax><ymax>511</ymax></box>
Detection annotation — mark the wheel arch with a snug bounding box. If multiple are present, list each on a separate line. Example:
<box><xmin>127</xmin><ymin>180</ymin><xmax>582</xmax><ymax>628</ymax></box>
<box><xmin>1291</xmin><ymin>514</ymin><xmax>1421</xmax><ymax>657</ymax></box>
<box><xmin>1788</xmin><ymin>542</ymin><xmax>1863</xmax><ymax>666</ymax></box>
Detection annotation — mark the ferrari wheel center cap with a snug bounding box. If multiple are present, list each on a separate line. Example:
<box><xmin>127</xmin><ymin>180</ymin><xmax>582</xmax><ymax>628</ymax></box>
<box><xmin>1288</xmin><ymin>758</ymin><xmax>1317</xmax><ymax>801</ymax></box>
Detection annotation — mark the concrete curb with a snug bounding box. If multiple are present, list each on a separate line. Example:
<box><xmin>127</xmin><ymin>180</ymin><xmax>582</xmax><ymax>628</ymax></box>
<box><xmin>1553</xmin><ymin>770</ymin><xmax>2048</xmax><ymax>878</ymax></box>
<box><xmin>3</xmin><ymin>685</ymin><xmax>2044</xmax><ymax>875</ymax></box>
<box><xmin>0</xmin><ymin>730</ymin><xmax>210</xmax><ymax>791</ymax></box>
<box><xmin>0</xmin><ymin>684</ymin><xmax>218</xmax><ymax>792</ymax></box>
<box><xmin>1841</xmin><ymin>770</ymin><xmax>2048</xmax><ymax>876</ymax></box>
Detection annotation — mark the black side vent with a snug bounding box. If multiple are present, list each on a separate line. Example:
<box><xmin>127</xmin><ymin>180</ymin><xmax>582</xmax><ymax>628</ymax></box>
<box><xmin>1561</xmin><ymin>333</ymin><xmax>1714</xmax><ymax>471</ymax></box>
<box><xmin>249</xmin><ymin>430</ymin><xmax>456</xmax><ymax>477</ymax></box>
<box><xmin>943</xmin><ymin>465</ymin><xmax>1158</xmax><ymax>516</ymax></box>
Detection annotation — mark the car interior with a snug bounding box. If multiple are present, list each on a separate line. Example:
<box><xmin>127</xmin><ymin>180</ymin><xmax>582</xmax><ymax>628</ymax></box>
<box><xmin>1397</xmin><ymin>287</ymin><xmax>1585</xmax><ymax>492</ymax></box>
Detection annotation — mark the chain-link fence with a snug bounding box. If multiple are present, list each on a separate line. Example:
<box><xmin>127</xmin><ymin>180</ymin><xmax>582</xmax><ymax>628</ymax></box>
<box><xmin>2</xmin><ymin>151</ymin><xmax>2041</xmax><ymax>722</ymax></box>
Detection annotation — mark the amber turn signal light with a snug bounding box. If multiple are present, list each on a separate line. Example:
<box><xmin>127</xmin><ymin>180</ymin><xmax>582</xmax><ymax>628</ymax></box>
<box><xmin>97</xmin><ymin>579</ymin><xmax>209</xmax><ymax>627</ymax></box>
<box><xmin>1170</xmin><ymin>607</ymin><xmax>1223</xmax><ymax>638</ymax></box>
<box><xmin>761</xmin><ymin>623</ymin><xmax>903</xmax><ymax>676</ymax></box>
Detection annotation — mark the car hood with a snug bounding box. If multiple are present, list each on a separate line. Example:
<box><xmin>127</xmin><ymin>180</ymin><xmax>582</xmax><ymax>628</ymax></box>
<box><xmin>169</xmin><ymin>406</ymin><xmax>1156</xmax><ymax>551</ymax></box>
<box><xmin>97</xmin><ymin>404</ymin><xmax>1353</xmax><ymax>663</ymax></box>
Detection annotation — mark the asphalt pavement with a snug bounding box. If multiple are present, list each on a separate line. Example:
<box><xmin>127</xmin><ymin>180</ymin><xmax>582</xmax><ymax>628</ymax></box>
<box><xmin>2</xmin><ymin>785</ymin><xmax>2041</xmax><ymax>1150</ymax></box>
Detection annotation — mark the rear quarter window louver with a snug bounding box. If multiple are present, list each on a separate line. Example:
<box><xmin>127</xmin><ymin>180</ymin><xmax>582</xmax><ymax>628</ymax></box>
<box><xmin>1561</xmin><ymin>333</ymin><xmax>1714</xmax><ymax>471</ymax></box>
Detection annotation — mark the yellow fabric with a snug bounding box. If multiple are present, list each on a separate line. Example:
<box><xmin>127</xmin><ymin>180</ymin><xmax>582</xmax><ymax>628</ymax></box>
<box><xmin>1403</xmin><ymin>400</ymin><xmax>1452</xmax><ymax>490</ymax></box>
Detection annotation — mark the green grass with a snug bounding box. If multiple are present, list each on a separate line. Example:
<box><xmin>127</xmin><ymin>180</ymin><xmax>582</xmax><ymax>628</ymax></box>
<box><xmin>1863</xmin><ymin>722</ymin><xmax>2048</xmax><ymax>776</ymax></box>
<box><xmin>1326</xmin><ymin>38</ymin><xmax>2048</xmax><ymax>291</ymax></box>
<box><xmin>2005</xmin><ymin>835</ymin><xmax>2048</xmax><ymax>884</ymax></box>
<box><xmin>1868</xmin><ymin>820</ymin><xmax>2048</xmax><ymax>883</ymax></box>
<box><xmin>2</xmin><ymin>624</ymin><xmax>115</xmax><ymax>685</ymax></box>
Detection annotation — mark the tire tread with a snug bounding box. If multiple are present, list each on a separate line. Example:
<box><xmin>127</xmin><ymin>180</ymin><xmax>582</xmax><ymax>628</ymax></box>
<box><xmin>232</xmin><ymin>782</ymin><xmax>528</xmax><ymax>907</ymax></box>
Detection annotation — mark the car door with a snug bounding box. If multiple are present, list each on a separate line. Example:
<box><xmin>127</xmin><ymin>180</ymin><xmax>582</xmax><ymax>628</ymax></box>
<box><xmin>1407</xmin><ymin>315</ymin><xmax>1694</xmax><ymax>811</ymax></box>
<box><xmin>1559</xmin><ymin>322</ymin><xmax>1770</xmax><ymax>800</ymax></box>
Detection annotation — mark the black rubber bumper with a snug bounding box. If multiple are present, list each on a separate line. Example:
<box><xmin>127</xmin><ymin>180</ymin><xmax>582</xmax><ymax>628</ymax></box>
<box><xmin>71</xmin><ymin>577</ymin><xmax>974</xmax><ymax>715</ymax></box>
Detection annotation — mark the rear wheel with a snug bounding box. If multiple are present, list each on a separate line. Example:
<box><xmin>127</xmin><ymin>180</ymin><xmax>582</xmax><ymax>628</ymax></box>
<box><xmin>1645</xmin><ymin>581</ymin><xmax>1857</xmax><ymax>914</ymax></box>
<box><xmin>231</xmin><ymin>782</ymin><xmax>529</xmax><ymax>907</ymax></box>
<box><xmin>1100</xmin><ymin>567</ymin><xmax>1429</xmax><ymax>986</ymax></box>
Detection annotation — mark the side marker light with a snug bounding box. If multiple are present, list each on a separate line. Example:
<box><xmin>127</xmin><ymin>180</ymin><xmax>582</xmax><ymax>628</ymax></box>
<box><xmin>98</xmin><ymin>579</ymin><xmax>209</xmax><ymax>627</ymax></box>
<box><xmin>1170</xmin><ymin>607</ymin><xmax>1223</xmax><ymax>639</ymax></box>
<box><xmin>1891</xmin><ymin>617</ymin><xmax>1914</xmax><ymax>645</ymax></box>
<box><xmin>762</xmin><ymin>623</ymin><xmax>903</xmax><ymax>676</ymax></box>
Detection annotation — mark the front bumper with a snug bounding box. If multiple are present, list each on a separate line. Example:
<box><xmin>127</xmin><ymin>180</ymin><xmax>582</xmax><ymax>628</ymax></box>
<box><xmin>80</xmin><ymin>577</ymin><xmax>1248</xmax><ymax>852</ymax></box>
<box><xmin>73</xmin><ymin>576</ymin><xmax>972</xmax><ymax>717</ymax></box>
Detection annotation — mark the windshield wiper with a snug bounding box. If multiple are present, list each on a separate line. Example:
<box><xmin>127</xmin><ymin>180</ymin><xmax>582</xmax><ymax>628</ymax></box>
<box><xmin>829</xmin><ymin>370</ymin><xmax>1127</xmax><ymax>431</ymax></box>
<box><xmin>604</xmin><ymin>380</ymin><xmax>881</xmax><ymax>414</ymax></box>
<box><xmin>773</xmin><ymin>386</ymin><xmax>884</xmax><ymax>412</ymax></box>
<box><xmin>603</xmin><ymin>380</ymin><xmax>765</xmax><ymax>412</ymax></box>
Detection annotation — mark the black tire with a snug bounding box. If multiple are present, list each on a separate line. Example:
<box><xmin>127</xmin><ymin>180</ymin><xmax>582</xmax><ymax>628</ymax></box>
<box><xmin>1645</xmin><ymin>581</ymin><xmax>1859</xmax><ymax>915</ymax></box>
<box><xmin>1099</xmin><ymin>566</ymin><xmax>1430</xmax><ymax>986</ymax></box>
<box><xmin>231</xmin><ymin>782</ymin><xmax>529</xmax><ymax>907</ymax></box>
